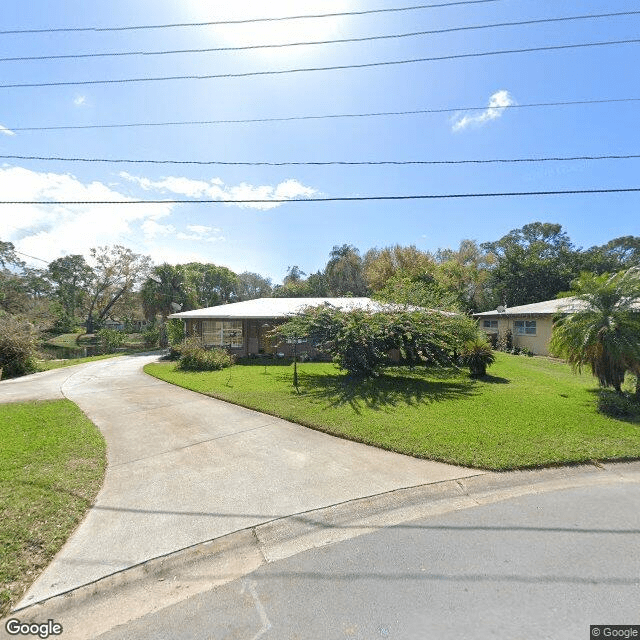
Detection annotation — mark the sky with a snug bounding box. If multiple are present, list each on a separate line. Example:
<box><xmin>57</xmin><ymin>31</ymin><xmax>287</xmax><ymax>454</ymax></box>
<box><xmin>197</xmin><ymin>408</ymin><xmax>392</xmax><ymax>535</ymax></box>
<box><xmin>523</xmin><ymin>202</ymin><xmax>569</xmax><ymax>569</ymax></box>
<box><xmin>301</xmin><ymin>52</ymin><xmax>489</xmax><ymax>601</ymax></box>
<box><xmin>0</xmin><ymin>0</ymin><xmax>639</xmax><ymax>283</ymax></box>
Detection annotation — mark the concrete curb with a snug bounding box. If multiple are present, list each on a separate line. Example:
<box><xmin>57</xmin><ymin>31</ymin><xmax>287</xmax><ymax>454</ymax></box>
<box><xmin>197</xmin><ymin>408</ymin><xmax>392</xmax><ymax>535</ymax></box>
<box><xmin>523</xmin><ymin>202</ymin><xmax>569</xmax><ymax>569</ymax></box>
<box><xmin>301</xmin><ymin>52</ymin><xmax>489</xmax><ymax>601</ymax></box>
<box><xmin>4</xmin><ymin>460</ymin><xmax>639</xmax><ymax>640</ymax></box>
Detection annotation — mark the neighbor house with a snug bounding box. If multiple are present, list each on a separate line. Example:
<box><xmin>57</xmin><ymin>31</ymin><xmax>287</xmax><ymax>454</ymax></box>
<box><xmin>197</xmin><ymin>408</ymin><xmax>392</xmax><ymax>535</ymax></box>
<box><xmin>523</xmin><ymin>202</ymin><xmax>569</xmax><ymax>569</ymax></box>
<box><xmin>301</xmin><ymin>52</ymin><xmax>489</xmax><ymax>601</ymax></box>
<box><xmin>169</xmin><ymin>297</ymin><xmax>411</xmax><ymax>358</ymax></box>
<box><xmin>474</xmin><ymin>296</ymin><xmax>640</xmax><ymax>356</ymax></box>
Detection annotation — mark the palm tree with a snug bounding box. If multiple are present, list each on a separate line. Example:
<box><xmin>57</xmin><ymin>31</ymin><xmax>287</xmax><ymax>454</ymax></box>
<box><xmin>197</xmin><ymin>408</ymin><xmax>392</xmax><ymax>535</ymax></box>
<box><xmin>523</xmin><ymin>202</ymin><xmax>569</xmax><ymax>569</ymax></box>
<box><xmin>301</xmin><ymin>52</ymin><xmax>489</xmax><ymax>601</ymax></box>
<box><xmin>550</xmin><ymin>268</ymin><xmax>640</xmax><ymax>395</ymax></box>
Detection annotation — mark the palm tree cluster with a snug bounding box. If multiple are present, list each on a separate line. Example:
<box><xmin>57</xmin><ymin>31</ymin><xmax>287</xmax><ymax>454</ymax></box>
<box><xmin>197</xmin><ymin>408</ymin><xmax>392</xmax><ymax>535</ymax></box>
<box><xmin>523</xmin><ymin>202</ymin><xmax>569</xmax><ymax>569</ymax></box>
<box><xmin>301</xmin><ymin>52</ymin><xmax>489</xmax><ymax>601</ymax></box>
<box><xmin>550</xmin><ymin>267</ymin><xmax>640</xmax><ymax>397</ymax></box>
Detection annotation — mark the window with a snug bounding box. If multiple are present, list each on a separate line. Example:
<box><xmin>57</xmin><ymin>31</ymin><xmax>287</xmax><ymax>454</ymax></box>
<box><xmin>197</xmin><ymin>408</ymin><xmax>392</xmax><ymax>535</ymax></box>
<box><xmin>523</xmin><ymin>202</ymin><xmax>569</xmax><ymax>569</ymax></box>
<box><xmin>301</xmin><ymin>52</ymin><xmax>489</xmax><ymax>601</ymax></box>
<box><xmin>202</xmin><ymin>320</ymin><xmax>243</xmax><ymax>347</ymax></box>
<box><xmin>514</xmin><ymin>320</ymin><xmax>536</xmax><ymax>335</ymax></box>
<box><xmin>483</xmin><ymin>320</ymin><xmax>498</xmax><ymax>329</ymax></box>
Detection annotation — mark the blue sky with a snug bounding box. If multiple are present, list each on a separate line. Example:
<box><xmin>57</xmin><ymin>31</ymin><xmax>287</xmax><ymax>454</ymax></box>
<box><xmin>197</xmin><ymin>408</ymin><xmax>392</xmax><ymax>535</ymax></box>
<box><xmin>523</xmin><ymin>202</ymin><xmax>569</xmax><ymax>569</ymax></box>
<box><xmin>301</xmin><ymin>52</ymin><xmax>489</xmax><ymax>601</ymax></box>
<box><xmin>0</xmin><ymin>0</ymin><xmax>638</xmax><ymax>282</ymax></box>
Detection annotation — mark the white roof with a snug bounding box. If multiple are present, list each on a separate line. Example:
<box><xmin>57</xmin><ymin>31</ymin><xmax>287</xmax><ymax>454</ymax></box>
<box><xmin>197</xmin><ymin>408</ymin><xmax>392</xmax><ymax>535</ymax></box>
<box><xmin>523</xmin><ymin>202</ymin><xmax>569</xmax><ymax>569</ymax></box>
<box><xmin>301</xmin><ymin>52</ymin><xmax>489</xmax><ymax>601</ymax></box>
<box><xmin>475</xmin><ymin>295</ymin><xmax>640</xmax><ymax>317</ymax></box>
<box><xmin>169</xmin><ymin>297</ymin><xmax>418</xmax><ymax>320</ymax></box>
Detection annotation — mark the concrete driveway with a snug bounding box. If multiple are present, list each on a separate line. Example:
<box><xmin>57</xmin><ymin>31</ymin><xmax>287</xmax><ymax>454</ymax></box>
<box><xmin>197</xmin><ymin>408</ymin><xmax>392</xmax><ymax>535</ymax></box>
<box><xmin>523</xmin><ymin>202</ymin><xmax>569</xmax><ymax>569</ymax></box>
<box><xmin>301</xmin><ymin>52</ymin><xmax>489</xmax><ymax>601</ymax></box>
<box><xmin>0</xmin><ymin>354</ymin><xmax>484</xmax><ymax>608</ymax></box>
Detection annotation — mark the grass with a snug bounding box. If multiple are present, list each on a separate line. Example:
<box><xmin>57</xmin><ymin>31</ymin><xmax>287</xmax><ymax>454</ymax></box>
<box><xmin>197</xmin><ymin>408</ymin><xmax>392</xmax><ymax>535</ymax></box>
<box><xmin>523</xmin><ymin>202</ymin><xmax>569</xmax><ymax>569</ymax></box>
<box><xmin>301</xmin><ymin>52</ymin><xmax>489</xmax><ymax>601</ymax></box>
<box><xmin>145</xmin><ymin>353</ymin><xmax>640</xmax><ymax>471</ymax></box>
<box><xmin>0</xmin><ymin>400</ymin><xmax>106</xmax><ymax>616</ymax></box>
<box><xmin>43</xmin><ymin>332</ymin><xmax>82</xmax><ymax>349</ymax></box>
<box><xmin>36</xmin><ymin>352</ymin><xmax>127</xmax><ymax>371</ymax></box>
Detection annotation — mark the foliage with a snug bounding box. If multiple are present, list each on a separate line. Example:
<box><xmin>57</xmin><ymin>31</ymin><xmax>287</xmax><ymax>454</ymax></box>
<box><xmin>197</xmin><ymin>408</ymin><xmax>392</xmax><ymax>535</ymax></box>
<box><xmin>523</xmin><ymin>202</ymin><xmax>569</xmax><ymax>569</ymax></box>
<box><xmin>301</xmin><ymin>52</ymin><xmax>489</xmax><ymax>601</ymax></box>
<box><xmin>236</xmin><ymin>271</ymin><xmax>273</xmax><ymax>300</ymax></box>
<box><xmin>85</xmin><ymin>245</ymin><xmax>152</xmax><ymax>333</ymax></box>
<box><xmin>597</xmin><ymin>389</ymin><xmax>640</xmax><ymax>420</ymax></box>
<box><xmin>277</xmin><ymin>305</ymin><xmax>476</xmax><ymax>378</ymax></box>
<box><xmin>459</xmin><ymin>335</ymin><xmax>496</xmax><ymax>377</ymax></box>
<box><xmin>97</xmin><ymin>327</ymin><xmax>126</xmax><ymax>353</ymax></box>
<box><xmin>482</xmin><ymin>222</ymin><xmax>578</xmax><ymax>307</ymax></box>
<box><xmin>142</xmin><ymin>325</ymin><xmax>161</xmax><ymax>348</ymax></box>
<box><xmin>174</xmin><ymin>337</ymin><xmax>234</xmax><ymax>371</ymax></box>
<box><xmin>324</xmin><ymin>244</ymin><xmax>368</xmax><ymax>296</ymax></box>
<box><xmin>47</xmin><ymin>254</ymin><xmax>93</xmax><ymax>321</ymax></box>
<box><xmin>165</xmin><ymin>317</ymin><xmax>186</xmax><ymax>345</ymax></box>
<box><xmin>550</xmin><ymin>268</ymin><xmax>640</xmax><ymax>393</ymax></box>
<box><xmin>0</xmin><ymin>314</ymin><xmax>39</xmax><ymax>378</ymax></box>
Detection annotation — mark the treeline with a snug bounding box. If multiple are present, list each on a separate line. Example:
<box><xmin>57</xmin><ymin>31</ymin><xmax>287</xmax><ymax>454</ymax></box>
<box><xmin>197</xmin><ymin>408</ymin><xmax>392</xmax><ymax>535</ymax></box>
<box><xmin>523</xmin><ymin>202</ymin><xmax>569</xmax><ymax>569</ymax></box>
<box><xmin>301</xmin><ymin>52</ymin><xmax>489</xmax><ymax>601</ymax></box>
<box><xmin>2</xmin><ymin>223</ymin><xmax>640</xmax><ymax>336</ymax></box>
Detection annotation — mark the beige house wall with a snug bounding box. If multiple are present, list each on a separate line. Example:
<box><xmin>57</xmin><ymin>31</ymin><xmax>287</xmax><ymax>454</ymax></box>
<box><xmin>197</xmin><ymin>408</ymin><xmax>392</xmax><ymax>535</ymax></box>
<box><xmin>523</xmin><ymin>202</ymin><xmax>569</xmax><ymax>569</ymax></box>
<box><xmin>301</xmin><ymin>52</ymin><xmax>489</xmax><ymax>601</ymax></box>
<box><xmin>479</xmin><ymin>315</ymin><xmax>555</xmax><ymax>356</ymax></box>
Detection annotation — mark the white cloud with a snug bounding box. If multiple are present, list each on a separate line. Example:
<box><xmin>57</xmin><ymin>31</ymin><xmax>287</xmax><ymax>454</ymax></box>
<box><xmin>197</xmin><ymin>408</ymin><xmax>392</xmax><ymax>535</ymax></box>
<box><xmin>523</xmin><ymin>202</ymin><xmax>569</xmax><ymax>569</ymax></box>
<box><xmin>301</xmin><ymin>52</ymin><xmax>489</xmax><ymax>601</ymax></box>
<box><xmin>73</xmin><ymin>95</ymin><xmax>87</xmax><ymax>106</ymax></box>
<box><xmin>0</xmin><ymin>124</ymin><xmax>15</xmax><ymax>136</ymax></box>
<box><xmin>451</xmin><ymin>90</ymin><xmax>516</xmax><ymax>132</ymax></box>
<box><xmin>0</xmin><ymin>166</ymin><xmax>173</xmax><ymax>262</ymax></box>
<box><xmin>119</xmin><ymin>172</ymin><xmax>317</xmax><ymax>210</ymax></box>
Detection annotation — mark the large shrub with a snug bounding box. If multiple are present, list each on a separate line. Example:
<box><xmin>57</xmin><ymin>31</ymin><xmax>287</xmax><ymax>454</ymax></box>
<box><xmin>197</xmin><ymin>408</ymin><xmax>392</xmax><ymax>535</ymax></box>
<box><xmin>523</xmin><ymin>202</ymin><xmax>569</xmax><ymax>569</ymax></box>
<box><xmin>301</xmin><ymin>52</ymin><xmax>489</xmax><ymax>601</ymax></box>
<box><xmin>0</xmin><ymin>314</ymin><xmax>39</xmax><ymax>378</ymax></box>
<box><xmin>277</xmin><ymin>306</ymin><xmax>476</xmax><ymax>378</ymax></box>
<box><xmin>97</xmin><ymin>328</ymin><xmax>126</xmax><ymax>353</ymax></box>
<box><xmin>174</xmin><ymin>337</ymin><xmax>234</xmax><ymax>371</ymax></box>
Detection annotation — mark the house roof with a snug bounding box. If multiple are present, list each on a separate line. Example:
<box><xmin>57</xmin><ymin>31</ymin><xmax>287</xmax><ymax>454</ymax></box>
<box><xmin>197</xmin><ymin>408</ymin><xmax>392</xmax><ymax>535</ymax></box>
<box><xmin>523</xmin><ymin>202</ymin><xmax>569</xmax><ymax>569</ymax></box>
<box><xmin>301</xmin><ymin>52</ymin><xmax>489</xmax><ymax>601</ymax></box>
<box><xmin>475</xmin><ymin>295</ymin><xmax>640</xmax><ymax>318</ymax></box>
<box><xmin>169</xmin><ymin>297</ymin><xmax>424</xmax><ymax>320</ymax></box>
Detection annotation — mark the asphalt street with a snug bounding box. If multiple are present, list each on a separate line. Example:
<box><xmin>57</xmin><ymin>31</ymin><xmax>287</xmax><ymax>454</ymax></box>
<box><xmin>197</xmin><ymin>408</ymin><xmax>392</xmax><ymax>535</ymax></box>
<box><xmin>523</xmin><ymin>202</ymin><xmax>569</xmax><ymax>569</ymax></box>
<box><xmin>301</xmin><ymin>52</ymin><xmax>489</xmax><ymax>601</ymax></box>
<box><xmin>95</xmin><ymin>482</ymin><xmax>640</xmax><ymax>640</ymax></box>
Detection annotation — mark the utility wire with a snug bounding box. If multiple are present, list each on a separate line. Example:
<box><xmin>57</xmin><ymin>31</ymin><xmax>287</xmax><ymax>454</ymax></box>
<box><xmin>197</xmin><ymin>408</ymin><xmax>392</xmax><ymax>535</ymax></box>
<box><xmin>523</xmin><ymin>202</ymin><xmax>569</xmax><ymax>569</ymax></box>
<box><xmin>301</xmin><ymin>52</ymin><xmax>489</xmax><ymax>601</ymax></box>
<box><xmin>3</xmin><ymin>153</ymin><xmax>640</xmax><ymax>167</ymax></box>
<box><xmin>1</xmin><ymin>11</ymin><xmax>636</xmax><ymax>63</ymax></box>
<box><xmin>3</xmin><ymin>188</ymin><xmax>640</xmax><ymax>205</ymax></box>
<box><xmin>0</xmin><ymin>1</ymin><xmax>503</xmax><ymax>35</ymax></box>
<box><xmin>1</xmin><ymin>39</ymin><xmax>636</xmax><ymax>89</ymax></box>
<box><xmin>7</xmin><ymin>97</ymin><xmax>640</xmax><ymax>132</ymax></box>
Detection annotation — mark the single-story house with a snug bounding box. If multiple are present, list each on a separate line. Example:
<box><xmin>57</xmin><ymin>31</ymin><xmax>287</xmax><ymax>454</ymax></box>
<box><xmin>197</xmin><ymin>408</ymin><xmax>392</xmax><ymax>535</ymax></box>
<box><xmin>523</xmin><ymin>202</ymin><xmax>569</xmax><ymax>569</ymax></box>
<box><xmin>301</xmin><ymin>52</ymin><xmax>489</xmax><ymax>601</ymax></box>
<box><xmin>475</xmin><ymin>296</ymin><xmax>640</xmax><ymax>356</ymax></box>
<box><xmin>169</xmin><ymin>297</ymin><xmax>413</xmax><ymax>358</ymax></box>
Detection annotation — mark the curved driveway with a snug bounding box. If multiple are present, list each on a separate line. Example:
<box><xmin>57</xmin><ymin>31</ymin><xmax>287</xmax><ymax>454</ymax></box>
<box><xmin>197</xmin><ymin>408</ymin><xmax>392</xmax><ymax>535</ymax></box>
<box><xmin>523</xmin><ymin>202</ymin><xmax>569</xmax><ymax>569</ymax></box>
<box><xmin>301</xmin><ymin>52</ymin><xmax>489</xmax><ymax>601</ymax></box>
<box><xmin>0</xmin><ymin>354</ymin><xmax>484</xmax><ymax>607</ymax></box>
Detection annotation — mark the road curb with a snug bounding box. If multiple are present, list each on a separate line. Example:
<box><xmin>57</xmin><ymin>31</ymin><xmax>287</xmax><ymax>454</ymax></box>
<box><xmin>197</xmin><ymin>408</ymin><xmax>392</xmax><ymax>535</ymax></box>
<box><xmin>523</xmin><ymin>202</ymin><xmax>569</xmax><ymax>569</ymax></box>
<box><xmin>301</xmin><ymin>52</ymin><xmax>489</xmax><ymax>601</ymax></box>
<box><xmin>4</xmin><ymin>461</ymin><xmax>639</xmax><ymax>640</ymax></box>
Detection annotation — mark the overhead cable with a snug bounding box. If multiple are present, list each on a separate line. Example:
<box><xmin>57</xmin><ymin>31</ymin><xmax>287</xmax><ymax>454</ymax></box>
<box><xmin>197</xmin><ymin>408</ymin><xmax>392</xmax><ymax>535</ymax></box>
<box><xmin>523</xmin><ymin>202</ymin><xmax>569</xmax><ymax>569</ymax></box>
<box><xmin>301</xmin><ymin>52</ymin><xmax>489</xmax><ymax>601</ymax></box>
<box><xmin>0</xmin><ymin>1</ymin><xmax>503</xmax><ymax>35</ymax></box>
<box><xmin>0</xmin><ymin>39</ymin><xmax>636</xmax><ymax>89</ymax></box>
<box><xmin>3</xmin><ymin>153</ymin><xmax>640</xmax><ymax>167</ymax></box>
<box><xmin>7</xmin><ymin>97</ymin><xmax>640</xmax><ymax>132</ymax></box>
<box><xmin>3</xmin><ymin>188</ymin><xmax>640</xmax><ymax>205</ymax></box>
<box><xmin>2</xmin><ymin>11</ymin><xmax>637</xmax><ymax>63</ymax></box>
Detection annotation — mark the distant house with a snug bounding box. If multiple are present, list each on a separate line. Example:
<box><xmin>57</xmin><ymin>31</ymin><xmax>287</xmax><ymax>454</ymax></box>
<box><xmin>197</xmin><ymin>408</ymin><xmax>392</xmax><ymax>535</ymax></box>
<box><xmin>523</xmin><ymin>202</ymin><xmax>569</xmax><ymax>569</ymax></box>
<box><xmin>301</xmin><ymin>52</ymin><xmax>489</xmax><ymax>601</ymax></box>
<box><xmin>475</xmin><ymin>296</ymin><xmax>640</xmax><ymax>356</ymax></box>
<box><xmin>169</xmin><ymin>297</ymin><xmax>421</xmax><ymax>358</ymax></box>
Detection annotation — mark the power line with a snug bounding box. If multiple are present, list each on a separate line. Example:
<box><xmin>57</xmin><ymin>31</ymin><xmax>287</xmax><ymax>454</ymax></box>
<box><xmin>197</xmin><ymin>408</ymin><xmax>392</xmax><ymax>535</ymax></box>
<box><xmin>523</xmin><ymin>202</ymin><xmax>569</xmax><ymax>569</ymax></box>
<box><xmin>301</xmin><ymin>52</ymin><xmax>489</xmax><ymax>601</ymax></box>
<box><xmin>13</xmin><ymin>250</ymin><xmax>49</xmax><ymax>264</ymax></box>
<box><xmin>7</xmin><ymin>97</ymin><xmax>640</xmax><ymax>132</ymax></box>
<box><xmin>2</xmin><ymin>188</ymin><xmax>640</xmax><ymax>205</ymax></box>
<box><xmin>2</xmin><ymin>11</ymin><xmax>636</xmax><ymax>63</ymax></box>
<box><xmin>1</xmin><ymin>39</ymin><xmax>636</xmax><ymax>90</ymax></box>
<box><xmin>3</xmin><ymin>153</ymin><xmax>640</xmax><ymax>167</ymax></box>
<box><xmin>0</xmin><ymin>1</ymin><xmax>503</xmax><ymax>35</ymax></box>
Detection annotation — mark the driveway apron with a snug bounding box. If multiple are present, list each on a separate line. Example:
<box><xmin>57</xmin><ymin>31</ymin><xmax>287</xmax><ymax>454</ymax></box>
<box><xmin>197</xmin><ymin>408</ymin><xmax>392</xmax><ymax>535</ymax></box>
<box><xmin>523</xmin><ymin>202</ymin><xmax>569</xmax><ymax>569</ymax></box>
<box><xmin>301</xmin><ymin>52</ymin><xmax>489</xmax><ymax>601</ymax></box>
<box><xmin>1</xmin><ymin>355</ymin><xmax>484</xmax><ymax>607</ymax></box>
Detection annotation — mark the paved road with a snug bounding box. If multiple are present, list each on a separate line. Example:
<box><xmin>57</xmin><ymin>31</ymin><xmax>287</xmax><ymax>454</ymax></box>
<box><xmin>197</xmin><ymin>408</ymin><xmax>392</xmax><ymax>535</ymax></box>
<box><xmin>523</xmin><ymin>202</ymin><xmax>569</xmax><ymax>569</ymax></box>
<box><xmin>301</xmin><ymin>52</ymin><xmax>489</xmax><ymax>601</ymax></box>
<box><xmin>0</xmin><ymin>354</ymin><xmax>483</xmax><ymax>608</ymax></box>
<box><xmin>94</xmin><ymin>482</ymin><xmax>640</xmax><ymax>640</ymax></box>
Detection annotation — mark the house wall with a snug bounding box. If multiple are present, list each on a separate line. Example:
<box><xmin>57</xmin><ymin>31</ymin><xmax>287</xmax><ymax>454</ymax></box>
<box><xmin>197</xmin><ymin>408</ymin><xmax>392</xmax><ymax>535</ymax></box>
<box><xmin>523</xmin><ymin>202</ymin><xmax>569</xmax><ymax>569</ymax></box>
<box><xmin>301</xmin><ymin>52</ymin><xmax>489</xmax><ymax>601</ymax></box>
<box><xmin>478</xmin><ymin>315</ymin><xmax>554</xmax><ymax>356</ymax></box>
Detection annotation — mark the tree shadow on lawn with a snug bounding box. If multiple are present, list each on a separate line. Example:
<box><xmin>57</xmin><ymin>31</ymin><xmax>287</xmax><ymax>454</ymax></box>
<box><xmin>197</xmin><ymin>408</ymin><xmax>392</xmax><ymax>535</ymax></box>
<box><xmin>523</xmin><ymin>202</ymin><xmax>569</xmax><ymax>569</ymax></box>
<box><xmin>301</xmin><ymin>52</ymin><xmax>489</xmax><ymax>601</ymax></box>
<box><xmin>298</xmin><ymin>368</ymin><xmax>478</xmax><ymax>413</ymax></box>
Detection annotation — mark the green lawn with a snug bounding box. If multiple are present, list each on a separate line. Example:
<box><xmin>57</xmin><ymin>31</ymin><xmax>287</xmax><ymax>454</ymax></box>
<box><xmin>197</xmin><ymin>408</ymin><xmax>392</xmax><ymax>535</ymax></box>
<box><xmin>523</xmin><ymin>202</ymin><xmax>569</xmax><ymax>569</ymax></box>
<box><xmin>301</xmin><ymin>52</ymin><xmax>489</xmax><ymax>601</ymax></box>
<box><xmin>145</xmin><ymin>353</ymin><xmax>640</xmax><ymax>471</ymax></box>
<box><xmin>0</xmin><ymin>400</ymin><xmax>106</xmax><ymax>616</ymax></box>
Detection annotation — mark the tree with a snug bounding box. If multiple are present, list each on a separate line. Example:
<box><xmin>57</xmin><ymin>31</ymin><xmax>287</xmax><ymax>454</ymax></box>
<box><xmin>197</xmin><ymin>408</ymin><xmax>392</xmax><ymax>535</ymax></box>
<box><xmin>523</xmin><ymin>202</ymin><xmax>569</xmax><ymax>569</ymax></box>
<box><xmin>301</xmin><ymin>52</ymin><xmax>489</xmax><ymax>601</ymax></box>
<box><xmin>550</xmin><ymin>268</ymin><xmax>640</xmax><ymax>395</ymax></box>
<box><xmin>363</xmin><ymin>245</ymin><xmax>434</xmax><ymax>292</ymax></box>
<box><xmin>47</xmin><ymin>254</ymin><xmax>93</xmax><ymax>323</ymax></box>
<box><xmin>185</xmin><ymin>263</ymin><xmax>239</xmax><ymax>307</ymax></box>
<box><xmin>324</xmin><ymin>244</ymin><xmax>368</xmax><ymax>296</ymax></box>
<box><xmin>236</xmin><ymin>271</ymin><xmax>273</xmax><ymax>300</ymax></box>
<box><xmin>141</xmin><ymin>263</ymin><xmax>189</xmax><ymax>319</ymax></box>
<box><xmin>85</xmin><ymin>245</ymin><xmax>151</xmax><ymax>333</ymax></box>
<box><xmin>482</xmin><ymin>222</ymin><xmax>578</xmax><ymax>307</ymax></box>
<box><xmin>0</xmin><ymin>240</ymin><xmax>30</xmax><ymax>313</ymax></box>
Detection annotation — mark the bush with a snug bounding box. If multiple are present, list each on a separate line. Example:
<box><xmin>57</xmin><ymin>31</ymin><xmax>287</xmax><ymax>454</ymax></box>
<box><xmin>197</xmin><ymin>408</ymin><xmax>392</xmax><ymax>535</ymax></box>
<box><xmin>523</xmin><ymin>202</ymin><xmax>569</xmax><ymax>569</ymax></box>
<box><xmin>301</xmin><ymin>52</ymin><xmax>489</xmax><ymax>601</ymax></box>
<box><xmin>97</xmin><ymin>328</ymin><xmax>126</xmax><ymax>354</ymax></box>
<box><xmin>496</xmin><ymin>330</ymin><xmax>513</xmax><ymax>353</ymax></box>
<box><xmin>175</xmin><ymin>337</ymin><xmax>234</xmax><ymax>371</ymax></box>
<box><xmin>275</xmin><ymin>306</ymin><xmax>477</xmax><ymax>378</ymax></box>
<box><xmin>0</xmin><ymin>314</ymin><xmax>39</xmax><ymax>379</ymax></box>
<box><xmin>142</xmin><ymin>326</ymin><xmax>161</xmax><ymax>348</ymax></box>
<box><xmin>459</xmin><ymin>335</ymin><xmax>496</xmax><ymax>377</ymax></box>
<box><xmin>166</xmin><ymin>318</ymin><xmax>185</xmax><ymax>346</ymax></box>
<box><xmin>597</xmin><ymin>390</ymin><xmax>640</xmax><ymax>420</ymax></box>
